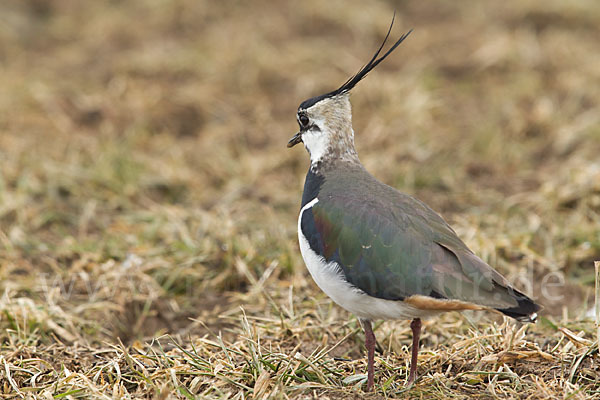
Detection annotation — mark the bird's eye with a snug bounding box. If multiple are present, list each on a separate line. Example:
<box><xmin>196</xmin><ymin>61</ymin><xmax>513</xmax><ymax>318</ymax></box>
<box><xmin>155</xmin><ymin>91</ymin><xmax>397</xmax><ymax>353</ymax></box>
<box><xmin>299</xmin><ymin>114</ymin><xmax>309</xmax><ymax>127</ymax></box>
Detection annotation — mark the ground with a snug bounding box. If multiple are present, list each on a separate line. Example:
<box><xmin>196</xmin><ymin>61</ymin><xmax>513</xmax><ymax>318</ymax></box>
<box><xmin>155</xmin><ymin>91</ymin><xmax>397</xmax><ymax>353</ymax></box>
<box><xmin>1</xmin><ymin>0</ymin><xmax>600</xmax><ymax>398</ymax></box>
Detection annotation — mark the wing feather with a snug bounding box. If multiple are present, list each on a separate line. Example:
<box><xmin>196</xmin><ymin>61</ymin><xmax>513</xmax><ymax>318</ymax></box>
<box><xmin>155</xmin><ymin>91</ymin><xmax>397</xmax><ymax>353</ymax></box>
<box><xmin>301</xmin><ymin>171</ymin><xmax>533</xmax><ymax>313</ymax></box>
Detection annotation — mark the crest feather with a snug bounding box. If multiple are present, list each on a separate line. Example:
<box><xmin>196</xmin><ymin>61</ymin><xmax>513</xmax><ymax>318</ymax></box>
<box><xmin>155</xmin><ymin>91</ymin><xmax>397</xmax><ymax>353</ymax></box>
<box><xmin>334</xmin><ymin>14</ymin><xmax>412</xmax><ymax>95</ymax></box>
<box><xmin>299</xmin><ymin>14</ymin><xmax>412</xmax><ymax>110</ymax></box>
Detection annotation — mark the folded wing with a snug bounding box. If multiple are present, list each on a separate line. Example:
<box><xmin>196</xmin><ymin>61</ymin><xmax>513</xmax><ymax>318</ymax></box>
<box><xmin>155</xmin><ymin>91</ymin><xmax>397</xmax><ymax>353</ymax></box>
<box><xmin>301</xmin><ymin>186</ymin><xmax>539</xmax><ymax>321</ymax></box>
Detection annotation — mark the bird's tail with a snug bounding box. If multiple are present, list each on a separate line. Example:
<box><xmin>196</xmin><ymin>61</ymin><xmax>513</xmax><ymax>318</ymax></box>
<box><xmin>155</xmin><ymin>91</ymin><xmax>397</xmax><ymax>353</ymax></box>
<box><xmin>495</xmin><ymin>288</ymin><xmax>541</xmax><ymax>323</ymax></box>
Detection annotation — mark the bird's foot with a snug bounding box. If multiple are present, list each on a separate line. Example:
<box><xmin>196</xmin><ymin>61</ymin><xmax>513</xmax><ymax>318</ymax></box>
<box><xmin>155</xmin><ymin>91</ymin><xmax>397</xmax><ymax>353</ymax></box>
<box><xmin>407</xmin><ymin>369</ymin><xmax>417</xmax><ymax>386</ymax></box>
<box><xmin>366</xmin><ymin>377</ymin><xmax>374</xmax><ymax>392</ymax></box>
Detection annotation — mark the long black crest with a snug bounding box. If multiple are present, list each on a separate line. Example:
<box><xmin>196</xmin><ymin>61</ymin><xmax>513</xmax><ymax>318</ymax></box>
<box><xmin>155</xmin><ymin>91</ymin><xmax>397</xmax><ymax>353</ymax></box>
<box><xmin>299</xmin><ymin>15</ymin><xmax>412</xmax><ymax>110</ymax></box>
<box><xmin>335</xmin><ymin>15</ymin><xmax>412</xmax><ymax>95</ymax></box>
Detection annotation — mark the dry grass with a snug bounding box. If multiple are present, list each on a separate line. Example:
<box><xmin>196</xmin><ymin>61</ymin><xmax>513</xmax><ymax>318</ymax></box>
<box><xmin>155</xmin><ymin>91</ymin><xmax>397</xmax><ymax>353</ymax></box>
<box><xmin>1</xmin><ymin>0</ymin><xmax>600</xmax><ymax>398</ymax></box>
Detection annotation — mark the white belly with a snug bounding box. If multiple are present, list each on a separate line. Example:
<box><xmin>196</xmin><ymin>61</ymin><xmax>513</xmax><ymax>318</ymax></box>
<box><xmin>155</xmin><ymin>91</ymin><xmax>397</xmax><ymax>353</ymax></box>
<box><xmin>298</xmin><ymin>198</ymin><xmax>437</xmax><ymax>321</ymax></box>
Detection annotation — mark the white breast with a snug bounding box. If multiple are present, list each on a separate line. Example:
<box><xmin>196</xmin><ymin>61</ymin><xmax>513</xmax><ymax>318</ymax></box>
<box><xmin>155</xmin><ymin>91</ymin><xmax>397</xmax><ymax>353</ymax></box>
<box><xmin>298</xmin><ymin>198</ymin><xmax>437</xmax><ymax>321</ymax></box>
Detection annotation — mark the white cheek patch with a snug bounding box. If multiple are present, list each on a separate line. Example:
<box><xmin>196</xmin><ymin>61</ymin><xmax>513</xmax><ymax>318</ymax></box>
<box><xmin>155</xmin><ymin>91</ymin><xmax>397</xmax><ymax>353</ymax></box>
<box><xmin>302</xmin><ymin>129</ymin><xmax>330</xmax><ymax>164</ymax></box>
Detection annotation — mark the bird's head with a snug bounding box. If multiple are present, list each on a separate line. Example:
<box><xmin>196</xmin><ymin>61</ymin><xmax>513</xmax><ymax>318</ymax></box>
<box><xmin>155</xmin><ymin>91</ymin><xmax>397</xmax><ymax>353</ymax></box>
<box><xmin>288</xmin><ymin>17</ymin><xmax>412</xmax><ymax>169</ymax></box>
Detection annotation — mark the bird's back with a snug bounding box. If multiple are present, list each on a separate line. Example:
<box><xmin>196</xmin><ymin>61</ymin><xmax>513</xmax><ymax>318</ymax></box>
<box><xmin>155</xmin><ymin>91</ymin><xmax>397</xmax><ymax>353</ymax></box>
<box><xmin>302</xmin><ymin>162</ymin><xmax>539</xmax><ymax>321</ymax></box>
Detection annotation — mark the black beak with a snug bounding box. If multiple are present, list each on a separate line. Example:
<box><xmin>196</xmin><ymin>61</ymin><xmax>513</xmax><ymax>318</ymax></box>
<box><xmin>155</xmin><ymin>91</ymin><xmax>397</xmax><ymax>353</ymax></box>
<box><xmin>287</xmin><ymin>132</ymin><xmax>302</xmax><ymax>148</ymax></box>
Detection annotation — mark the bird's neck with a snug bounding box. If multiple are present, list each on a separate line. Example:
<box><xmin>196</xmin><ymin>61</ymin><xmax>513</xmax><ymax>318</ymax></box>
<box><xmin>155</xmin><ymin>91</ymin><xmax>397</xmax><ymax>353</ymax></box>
<box><xmin>309</xmin><ymin>127</ymin><xmax>360</xmax><ymax>173</ymax></box>
<box><xmin>301</xmin><ymin>168</ymin><xmax>324</xmax><ymax>207</ymax></box>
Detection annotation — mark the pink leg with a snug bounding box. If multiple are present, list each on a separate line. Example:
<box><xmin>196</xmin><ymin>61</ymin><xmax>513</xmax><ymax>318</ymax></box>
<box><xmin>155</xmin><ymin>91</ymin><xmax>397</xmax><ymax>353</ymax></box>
<box><xmin>360</xmin><ymin>319</ymin><xmax>376</xmax><ymax>391</ymax></box>
<box><xmin>407</xmin><ymin>318</ymin><xmax>421</xmax><ymax>385</ymax></box>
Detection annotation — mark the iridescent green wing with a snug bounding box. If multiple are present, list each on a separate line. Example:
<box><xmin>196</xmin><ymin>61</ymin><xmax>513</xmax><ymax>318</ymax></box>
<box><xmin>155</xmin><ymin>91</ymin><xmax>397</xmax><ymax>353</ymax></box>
<box><xmin>303</xmin><ymin>189</ymin><xmax>525</xmax><ymax>311</ymax></box>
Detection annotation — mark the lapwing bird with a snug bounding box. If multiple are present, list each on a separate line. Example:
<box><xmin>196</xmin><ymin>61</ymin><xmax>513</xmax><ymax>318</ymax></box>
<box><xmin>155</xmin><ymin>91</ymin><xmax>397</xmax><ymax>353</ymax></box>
<box><xmin>287</xmin><ymin>20</ymin><xmax>541</xmax><ymax>391</ymax></box>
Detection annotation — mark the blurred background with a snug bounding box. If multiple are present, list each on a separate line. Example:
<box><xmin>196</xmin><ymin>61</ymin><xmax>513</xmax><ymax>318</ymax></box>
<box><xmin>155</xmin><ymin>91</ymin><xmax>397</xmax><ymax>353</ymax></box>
<box><xmin>1</xmin><ymin>0</ymin><xmax>599</xmax><ymax>397</ymax></box>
